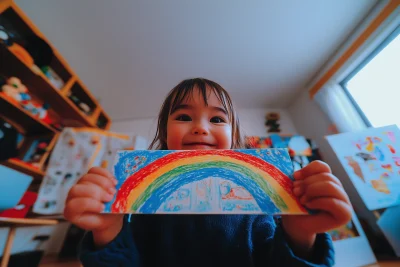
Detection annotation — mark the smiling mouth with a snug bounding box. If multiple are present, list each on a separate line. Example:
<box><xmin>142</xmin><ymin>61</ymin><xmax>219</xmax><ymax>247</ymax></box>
<box><xmin>184</xmin><ymin>142</ymin><xmax>216</xmax><ymax>147</ymax></box>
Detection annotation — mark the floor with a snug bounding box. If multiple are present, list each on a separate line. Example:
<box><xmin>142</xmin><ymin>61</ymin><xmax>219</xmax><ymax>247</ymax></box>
<box><xmin>39</xmin><ymin>256</ymin><xmax>81</xmax><ymax>267</ymax></box>
<box><xmin>367</xmin><ymin>263</ymin><xmax>400</xmax><ymax>267</ymax></box>
<box><xmin>38</xmin><ymin>260</ymin><xmax>400</xmax><ymax>267</ymax></box>
<box><xmin>40</xmin><ymin>262</ymin><xmax>80</xmax><ymax>267</ymax></box>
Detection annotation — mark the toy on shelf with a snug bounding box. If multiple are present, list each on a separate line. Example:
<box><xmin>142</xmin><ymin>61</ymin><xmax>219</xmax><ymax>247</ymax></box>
<box><xmin>22</xmin><ymin>138</ymin><xmax>52</xmax><ymax>168</ymax></box>
<box><xmin>0</xmin><ymin>25</ymin><xmax>14</xmax><ymax>46</ymax></box>
<box><xmin>265</xmin><ymin>112</ymin><xmax>281</xmax><ymax>133</ymax></box>
<box><xmin>1</xmin><ymin>76</ymin><xmax>30</xmax><ymax>102</ymax></box>
<box><xmin>9</xmin><ymin>43</ymin><xmax>35</xmax><ymax>67</ymax></box>
<box><xmin>1</xmin><ymin>76</ymin><xmax>58</xmax><ymax>127</ymax></box>
<box><xmin>41</xmin><ymin>66</ymin><xmax>64</xmax><ymax>90</ymax></box>
<box><xmin>0</xmin><ymin>16</ymin><xmax>21</xmax><ymax>47</ymax></box>
<box><xmin>67</xmin><ymin>91</ymin><xmax>92</xmax><ymax>116</ymax></box>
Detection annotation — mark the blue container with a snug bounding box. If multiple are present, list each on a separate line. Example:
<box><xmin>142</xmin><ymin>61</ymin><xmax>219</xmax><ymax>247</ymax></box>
<box><xmin>0</xmin><ymin>165</ymin><xmax>33</xmax><ymax>211</ymax></box>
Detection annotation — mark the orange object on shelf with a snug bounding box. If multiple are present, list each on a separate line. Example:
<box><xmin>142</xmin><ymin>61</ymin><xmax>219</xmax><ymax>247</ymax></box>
<box><xmin>8</xmin><ymin>43</ymin><xmax>34</xmax><ymax>67</ymax></box>
<box><xmin>11</xmin><ymin>158</ymin><xmax>40</xmax><ymax>170</ymax></box>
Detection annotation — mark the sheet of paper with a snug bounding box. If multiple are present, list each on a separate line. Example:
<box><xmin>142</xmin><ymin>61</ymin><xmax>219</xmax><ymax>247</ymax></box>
<box><xmin>33</xmin><ymin>128</ymin><xmax>145</xmax><ymax>214</ymax></box>
<box><xmin>105</xmin><ymin>148</ymin><xmax>308</xmax><ymax>215</ymax></box>
<box><xmin>326</xmin><ymin>125</ymin><xmax>400</xmax><ymax>210</ymax></box>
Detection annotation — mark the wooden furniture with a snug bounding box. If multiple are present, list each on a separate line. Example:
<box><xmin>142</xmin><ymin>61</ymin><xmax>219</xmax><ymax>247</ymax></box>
<box><xmin>0</xmin><ymin>0</ymin><xmax>111</xmax><ymax>263</ymax></box>
<box><xmin>0</xmin><ymin>218</ymin><xmax>58</xmax><ymax>267</ymax></box>
<box><xmin>0</xmin><ymin>0</ymin><xmax>111</xmax><ymax>182</ymax></box>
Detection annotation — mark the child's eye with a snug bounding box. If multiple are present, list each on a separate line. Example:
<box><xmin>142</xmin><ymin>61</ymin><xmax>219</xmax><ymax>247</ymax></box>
<box><xmin>210</xmin><ymin>116</ymin><xmax>226</xmax><ymax>123</ymax></box>
<box><xmin>176</xmin><ymin>114</ymin><xmax>192</xmax><ymax>121</ymax></box>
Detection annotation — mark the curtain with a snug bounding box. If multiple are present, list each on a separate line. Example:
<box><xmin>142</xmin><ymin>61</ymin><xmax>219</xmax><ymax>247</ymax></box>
<box><xmin>314</xmin><ymin>82</ymin><xmax>367</xmax><ymax>133</ymax></box>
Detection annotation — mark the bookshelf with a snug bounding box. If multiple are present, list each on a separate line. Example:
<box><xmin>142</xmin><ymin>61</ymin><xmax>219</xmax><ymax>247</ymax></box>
<box><xmin>0</xmin><ymin>1</ymin><xmax>112</xmax><ymax>183</ymax></box>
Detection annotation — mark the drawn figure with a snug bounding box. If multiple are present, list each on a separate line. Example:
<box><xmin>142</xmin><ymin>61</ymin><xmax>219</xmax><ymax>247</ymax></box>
<box><xmin>371</xmin><ymin>179</ymin><xmax>390</xmax><ymax>194</ymax></box>
<box><xmin>388</xmin><ymin>144</ymin><xmax>396</xmax><ymax>154</ymax></box>
<box><xmin>374</xmin><ymin>146</ymin><xmax>385</xmax><ymax>161</ymax></box>
<box><xmin>356</xmin><ymin>152</ymin><xmax>376</xmax><ymax>162</ymax></box>
<box><xmin>385</xmin><ymin>131</ymin><xmax>396</xmax><ymax>143</ymax></box>
<box><xmin>345</xmin><ymin>156</ymin><xmax>364</xmax><ymax>182</ymax></box>
<box><xmin>381</xmin><ymin>164</ymin><xmax>393</xmax><ymax>173</ymax></box>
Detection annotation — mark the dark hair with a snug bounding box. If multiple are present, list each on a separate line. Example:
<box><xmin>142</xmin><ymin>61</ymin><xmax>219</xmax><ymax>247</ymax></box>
<box><xmin>148</xmin><ymin>78</ymin><xmax>244</xmax><ymax>150</ymax></box>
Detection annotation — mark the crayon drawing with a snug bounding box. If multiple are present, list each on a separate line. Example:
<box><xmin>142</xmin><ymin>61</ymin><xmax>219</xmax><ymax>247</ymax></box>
<box><xmin>104</xmin><ymin>149</ymin><xmax>308</xmax><ymax>215</ymax></box>
<box><xmin>327</xmin><ymin>125</ymin><xmax>400</xmax><ymax>210</ymax></box>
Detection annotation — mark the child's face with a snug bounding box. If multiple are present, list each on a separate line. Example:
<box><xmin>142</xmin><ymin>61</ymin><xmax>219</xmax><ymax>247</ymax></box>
<box><xmin>167</xmin><ymin>88</ymin><xmax>232</xmax><ymax>150</ymax></box>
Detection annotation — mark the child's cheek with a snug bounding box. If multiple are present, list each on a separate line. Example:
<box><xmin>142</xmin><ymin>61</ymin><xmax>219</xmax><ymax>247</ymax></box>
<box><xmin>216</xmin><ymin>126</ymin><xmax>232</xmax><ymax>149</ymax></box>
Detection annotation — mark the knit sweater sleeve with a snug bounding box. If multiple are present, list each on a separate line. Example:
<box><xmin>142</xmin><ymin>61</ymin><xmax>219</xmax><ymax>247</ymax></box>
<box><xmin>252</xmin><ymin>216</ymin><xmax>335</xmax><ymax>267</ymax></box>
<box><xmin>78</xmin><ymin>215</ymin><xmax>141</xmax><ymax>267</ymax></box>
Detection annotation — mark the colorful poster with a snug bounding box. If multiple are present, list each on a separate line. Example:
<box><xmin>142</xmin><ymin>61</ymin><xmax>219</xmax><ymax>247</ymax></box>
<box><xmin>326</xmin><ymin>125</ymin><xmax>400</xmax><ymax>210</ymax></box>
<box><xmin>244</xmin><ymin>136</ymin><xmax>272</xmax><ymax>149</ymax></box>
<box><xmin>105</xmin><ymin>149</ymin><xmax>308</xmax><ymax>215</ymax></box>
<box><xmin>33</xmin><ymin>128</ymin><xmax>147</xmax><ymax>214</ymax></box>
<box><xmin>245</xmin><ymin>135</ymin><xmax>318</xmax><ymax>171</ymax></box>
<box><xmin>328</xmin><ymin>220</ymin><xmax>360</xmax><ymax>241</ymax></box>
<box><xmin>269</xmin><ymin>134</ymin><xmax>312</xmax><ymax>157</ymax></box>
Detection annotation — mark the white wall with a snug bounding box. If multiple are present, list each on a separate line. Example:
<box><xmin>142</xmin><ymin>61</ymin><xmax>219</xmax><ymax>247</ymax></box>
<box><xmin>111</xmin><ymin>108</ymin><xmax>298</xmax><ymax>146</ymax></box>
<box><xmin>287</xmin><ymin>90</ymin><xmax>380</xmax><ymax>232</ymax></box>
<box><xmin>238</xmin><ymin>108</ymin><xmax>297</xmax><ymax>137</ymax></box>
<box><xmin>111</xmin><ymin>117</ymin><xmax>158</xmax><ymax>144</ymax></box>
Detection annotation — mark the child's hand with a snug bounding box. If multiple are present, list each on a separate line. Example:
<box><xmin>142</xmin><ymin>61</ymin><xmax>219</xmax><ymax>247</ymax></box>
<box><xmin>64</xmin><ymin>167</ymin><xmax>124</xmax><ymax>247</ymax></box>
<box><xmin>281</xmin><ymin>161</ymin><xmax>352</xmax><ymax>256</ymax></box>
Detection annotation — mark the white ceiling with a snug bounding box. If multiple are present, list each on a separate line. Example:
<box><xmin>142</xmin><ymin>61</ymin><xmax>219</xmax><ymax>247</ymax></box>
<box><xmin>15</xmin><ymin>0</ymin><xmax>377</xmax><ymax>121</ymax></box>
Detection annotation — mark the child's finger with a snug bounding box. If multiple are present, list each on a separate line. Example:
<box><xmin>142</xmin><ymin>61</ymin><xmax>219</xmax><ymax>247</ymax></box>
<box><xmin>64</xmin><ymin>197</ymin><xmax>105</xmax><ymax>222</ymax></box>
<box><xmin>294</xmin><ymin>161</ymin><xmax>331</xmax><ymax>180</ymax></box>
<box><xmin>80</xmin><ymin>173</ymin><xmax>117</xmax><ymax>190</ymax></box>
<box><xmin>300</xmin><ymin>172</ymin><xmax>342</xmax><ymax>188</ymax></box>
<box><xmin>88</xmin><ymin>167</ymin><xmax>115</xmax><ymax>181</ymax></box>
<box><xmin>299</xmin><ymin>181</ymin><xmax>349</xmax><ymax>204</ymax></box>
<box><xmin>305</xmin><ymin>197</ymin><xmax>352</xmax><ymax>227</ymax></box>
<box><xmin>67</xmin><ymin>184</ymin><xmax>115</xmax><ymax>203</ymax></box>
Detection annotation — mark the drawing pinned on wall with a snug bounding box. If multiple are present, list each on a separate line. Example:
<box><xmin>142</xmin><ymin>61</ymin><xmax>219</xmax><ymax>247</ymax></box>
<box><xmin>269</xmin><ymin>134</ymin><xmax>312</xmax><ymax>157</ymax></box>
<box><xmin>33</xmin><ymin>128</ymin><xmax>147</xmax><ymax>214</ymax></box>
<box><xmin>105</xmin><ymin>149</ymin><xmax>308</xmax><ymax>215</ymax></box>
<box><xmin>244</xmin><ymin>136</ymin><xmax>272</xmax><ymax>149</ymax></box>
<box><xmin>328</xmin><ymin>220</ymin><xmax>360</xmax><ymax>241</ymax></box>
<box><xmin>327</xmin><ymin>125</ymin><xmax>400</xmax><ymax>210</ymax></box>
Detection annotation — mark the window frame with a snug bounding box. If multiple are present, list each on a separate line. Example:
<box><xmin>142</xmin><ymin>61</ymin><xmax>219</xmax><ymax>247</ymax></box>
<box><xmin>340</xmin><ymin>25</ymin><xmax>400</xmax><ymax>128</ymax></box>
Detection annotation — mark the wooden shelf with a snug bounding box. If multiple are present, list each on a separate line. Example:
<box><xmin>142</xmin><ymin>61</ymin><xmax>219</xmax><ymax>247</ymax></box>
<box><xmin>68</xmin><ymin>81</ymin><xmax>98</xmax><ymax>117</ymax></box>
<box><xmin>0</xmin><ymin>217</ymin><xmax>58</xmax><ymax>227</ymax></box>
<box><xmin>61</xmin><ymin>76</ymin><xmax>76</xmax><ymax>96</ymax></box>
<box><xmin>1</xmin><ymin>158</ymin><xmax>45</xmax><ymax>180</ymax></box>
<box><xmin>0</xmin><ymin>44</ymin><xmax>95</xmax><ymax>128</ymax></box>
<box><xmin>0</xmin><ymin>94</ymin><xmax>56</xmax><ymax>135</ymax></box>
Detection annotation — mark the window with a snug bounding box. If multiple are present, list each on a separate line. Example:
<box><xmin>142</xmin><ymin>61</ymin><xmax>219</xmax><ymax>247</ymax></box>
<box><xmin>341</xmin><ymin>26</ymin><xmax>400</xmax><ymax>128</ymax></box>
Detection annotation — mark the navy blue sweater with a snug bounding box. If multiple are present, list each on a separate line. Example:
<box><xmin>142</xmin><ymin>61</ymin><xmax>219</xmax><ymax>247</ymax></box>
<box><xmin>79</xmin><ymin>215</ymin><xmax>334</xmax><ymax>267</ymax></box>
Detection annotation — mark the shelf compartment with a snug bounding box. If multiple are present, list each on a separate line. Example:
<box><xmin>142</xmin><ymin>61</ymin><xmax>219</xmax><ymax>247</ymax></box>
<box><xmin>0</xmin><ymin>94</ymin><xmax>56</xmax><ymax>135</ymax></box>
<box><xmin>1</xmin><ymin>7</ymin><xmax>72</xmax><ymax>87</ymax></box>
<box><xmin>67</xmin><ymin>82</ymin><xmax>98</xmax><ymax>117</ymax></box>
<box><xmin>0</xmin><ymin>44</ymin><xmax>94</xmax><ymax>127</ymax></box>
<box><xmin>96</xmin><ymin>110</ymin><xmax>111</xmax><ymax>130</ymax></box>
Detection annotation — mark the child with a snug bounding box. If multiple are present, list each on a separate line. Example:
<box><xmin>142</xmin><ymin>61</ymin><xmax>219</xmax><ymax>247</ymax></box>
<box><xmin>64</xmin><ymin>78</ymin><xmax>352</xmax><ymax>267</ymax></box>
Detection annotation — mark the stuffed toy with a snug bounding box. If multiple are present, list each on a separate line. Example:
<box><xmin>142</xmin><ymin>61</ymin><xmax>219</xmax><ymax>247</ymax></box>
<box><xmin>1</xmin><ymin>76</ymin><xmax>30</xmax><ymax>102</ymax></box>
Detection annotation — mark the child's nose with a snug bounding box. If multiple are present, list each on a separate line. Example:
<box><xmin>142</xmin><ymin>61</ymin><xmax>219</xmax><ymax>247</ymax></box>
<box><xmin>191</xmin><ymin>125</ymin><xmax>208</xmax><ymax>135</ymax></box>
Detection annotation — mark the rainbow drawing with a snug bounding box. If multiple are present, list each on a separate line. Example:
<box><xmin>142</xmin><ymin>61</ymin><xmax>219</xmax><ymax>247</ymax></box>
<box><xmin>104</xmin><ymin>149</ymin><xmax>308</xmax><ymax>214</ymax></box>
